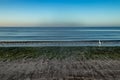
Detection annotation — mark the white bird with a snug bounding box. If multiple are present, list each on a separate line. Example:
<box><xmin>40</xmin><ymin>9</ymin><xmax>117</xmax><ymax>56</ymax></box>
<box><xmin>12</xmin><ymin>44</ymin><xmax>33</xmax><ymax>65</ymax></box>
<box><xmin>98</xmin><ymin>40</ymin><xmax>102</xmax><ymax>46</ymax></box>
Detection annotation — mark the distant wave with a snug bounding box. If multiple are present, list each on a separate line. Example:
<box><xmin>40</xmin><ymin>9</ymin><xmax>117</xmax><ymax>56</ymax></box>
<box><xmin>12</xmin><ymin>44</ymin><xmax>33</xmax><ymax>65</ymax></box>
<box><xmin>1</xmin><ymin>30</ymin><xmax>120</xmax><ymax>32</ymax></box>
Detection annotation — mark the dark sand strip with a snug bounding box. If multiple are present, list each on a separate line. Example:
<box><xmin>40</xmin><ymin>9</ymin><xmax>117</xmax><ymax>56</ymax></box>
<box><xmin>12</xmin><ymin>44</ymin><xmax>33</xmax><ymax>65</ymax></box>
<box><xmin>0</xmin><ymin>40</ymin><xmax>120</xmax><ymax>47</ymax></box>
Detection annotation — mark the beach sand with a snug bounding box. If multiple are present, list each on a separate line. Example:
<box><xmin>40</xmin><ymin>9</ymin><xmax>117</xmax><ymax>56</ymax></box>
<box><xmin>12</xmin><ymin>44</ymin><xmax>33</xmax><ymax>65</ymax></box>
<box><xmin>0</xmin><ymin>58</ymin><xmax>120</xmax><ymax>80</ymax></box>
<box><xmin>0</xmin><ymin>47</ymin><xmax>120</xmax><ymax>80</ymax></box>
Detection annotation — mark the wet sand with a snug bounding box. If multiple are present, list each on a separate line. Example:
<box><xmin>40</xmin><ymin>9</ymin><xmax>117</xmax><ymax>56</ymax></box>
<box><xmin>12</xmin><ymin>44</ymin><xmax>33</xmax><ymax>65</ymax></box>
<box><xmin>0</xmin><ymin>40</ymin><xmax>120</xmax><ymax>47</ymax></box>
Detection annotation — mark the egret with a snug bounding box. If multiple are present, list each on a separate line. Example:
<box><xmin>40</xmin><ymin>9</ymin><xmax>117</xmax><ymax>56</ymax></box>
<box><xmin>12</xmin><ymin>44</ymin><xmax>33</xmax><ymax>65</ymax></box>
<box><xmin>98</xmin><ymin>40</ymin><xmax>102</xmax><ymax>46</ymax></box>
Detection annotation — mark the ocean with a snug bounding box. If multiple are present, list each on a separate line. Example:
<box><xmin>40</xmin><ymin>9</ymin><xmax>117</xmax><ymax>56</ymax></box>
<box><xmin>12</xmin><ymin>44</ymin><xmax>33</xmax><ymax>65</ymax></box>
<box><xmin>0</xmin><ymin>27</ymin><xmax>120</xmax><ymax>46</ymax></box>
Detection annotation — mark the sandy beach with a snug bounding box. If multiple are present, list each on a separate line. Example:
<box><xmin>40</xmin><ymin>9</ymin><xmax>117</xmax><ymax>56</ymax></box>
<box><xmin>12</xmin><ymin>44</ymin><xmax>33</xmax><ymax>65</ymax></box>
<box><xmin>0</xmin><ymin>59</ymin><xmax>120</xmax><ymax>80</ymax></box>
<box><xmin>0</xmin><ymin>47</ymin><xmax>120</xmax><ymax>80</ymax></box>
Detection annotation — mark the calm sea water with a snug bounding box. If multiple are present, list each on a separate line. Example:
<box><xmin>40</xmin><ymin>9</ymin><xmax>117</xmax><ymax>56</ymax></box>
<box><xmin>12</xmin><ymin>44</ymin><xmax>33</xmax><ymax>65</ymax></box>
<box><xmin>0</xmin><ymin>27</ymin><xmax>120</xmax><ymax>46</ymax></box>
<box><xmin>0</xmin><ymin>27</ymin><xmax>120</xmax><ymax>41</ymax></box>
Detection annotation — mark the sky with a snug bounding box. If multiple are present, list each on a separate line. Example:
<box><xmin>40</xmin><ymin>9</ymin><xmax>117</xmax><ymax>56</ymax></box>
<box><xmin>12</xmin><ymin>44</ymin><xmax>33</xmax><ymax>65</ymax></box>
<box><xmin>0</xmin><ymin>0</ymin><xmax>120</xmax><ymax>27</ymax></box>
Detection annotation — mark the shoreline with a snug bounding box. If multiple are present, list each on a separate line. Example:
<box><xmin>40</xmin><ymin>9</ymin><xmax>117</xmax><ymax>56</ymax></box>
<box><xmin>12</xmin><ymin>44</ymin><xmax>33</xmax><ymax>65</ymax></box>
<box><xmin>0</xmin><ymin>40</ymin><xmax>120</xmax><ymax>47</ymax></box>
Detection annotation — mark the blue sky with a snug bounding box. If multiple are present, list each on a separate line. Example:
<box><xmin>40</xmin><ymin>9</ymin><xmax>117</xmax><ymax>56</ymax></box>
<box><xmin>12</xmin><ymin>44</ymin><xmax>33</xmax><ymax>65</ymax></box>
<box><xmin>0</xmin><ymin>0</ymin><xmax>120</xmax><ymax>27</ymax></box>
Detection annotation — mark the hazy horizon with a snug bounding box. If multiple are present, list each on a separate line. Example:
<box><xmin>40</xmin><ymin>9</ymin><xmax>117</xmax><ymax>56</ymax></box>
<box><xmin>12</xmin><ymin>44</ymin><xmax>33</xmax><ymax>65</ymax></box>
<box><xmin>0</xmin><ymin>0</ymin><xmax>120</xmax><ymax>27</ymax></box>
